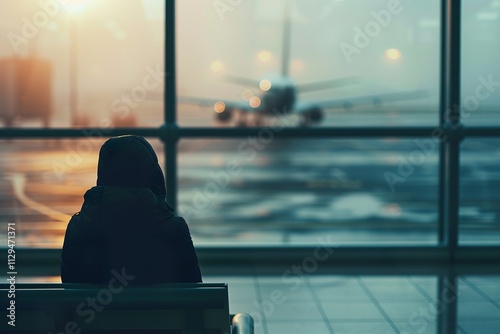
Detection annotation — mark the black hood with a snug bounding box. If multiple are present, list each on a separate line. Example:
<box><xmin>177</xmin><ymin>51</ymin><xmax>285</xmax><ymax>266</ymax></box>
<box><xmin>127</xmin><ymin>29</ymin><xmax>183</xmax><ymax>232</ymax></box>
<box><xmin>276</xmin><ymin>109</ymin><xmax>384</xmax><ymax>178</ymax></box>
<box><xmin>97</xmin><ymin>135</ymin><xmax>166</xmax><ymax>198</ymax></box>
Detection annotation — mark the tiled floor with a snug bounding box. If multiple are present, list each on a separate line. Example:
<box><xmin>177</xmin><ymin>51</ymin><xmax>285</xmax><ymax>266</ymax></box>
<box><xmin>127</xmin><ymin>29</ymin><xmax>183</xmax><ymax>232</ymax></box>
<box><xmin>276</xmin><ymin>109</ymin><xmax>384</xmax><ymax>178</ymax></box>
<box><xmin>204</xmin><ymin>275</ymin><xmax>500</xmax><ymax>334</ymax></box>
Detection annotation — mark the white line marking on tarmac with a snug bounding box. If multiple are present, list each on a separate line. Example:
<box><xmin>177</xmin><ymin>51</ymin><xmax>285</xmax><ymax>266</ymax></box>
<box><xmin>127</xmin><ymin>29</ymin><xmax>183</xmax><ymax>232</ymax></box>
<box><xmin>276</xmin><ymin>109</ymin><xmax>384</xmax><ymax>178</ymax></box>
<box><xmin>10</xmin><ymin>173</ymin><xmax>72</xmax><ymax>223</ymax></box>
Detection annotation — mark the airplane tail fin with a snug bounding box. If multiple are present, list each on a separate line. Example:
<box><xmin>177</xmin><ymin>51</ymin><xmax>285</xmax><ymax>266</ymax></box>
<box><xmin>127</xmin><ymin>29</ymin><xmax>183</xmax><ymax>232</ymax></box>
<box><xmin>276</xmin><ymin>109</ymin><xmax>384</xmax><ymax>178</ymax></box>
<box><xmin>281</xmin><ymin>1</ymin><xmax>292</xmax><ymax>77</ymax></box>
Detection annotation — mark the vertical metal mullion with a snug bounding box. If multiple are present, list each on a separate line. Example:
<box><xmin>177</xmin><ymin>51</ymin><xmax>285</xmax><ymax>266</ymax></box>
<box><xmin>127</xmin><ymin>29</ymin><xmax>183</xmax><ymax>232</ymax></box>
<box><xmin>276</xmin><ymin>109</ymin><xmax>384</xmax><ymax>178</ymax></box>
<box><xmin>444</xmin><ymin>141</ymin><xmax>461</xmax><ymax>256</ymax></box>
<box><xmin>446</xmin><ymin>0</ymin><xmax>461</xmax><ymax>258</ymax></box>
<box><xmin>437</xmin><ymin>1</ymin><xmax>461</xmax><ymax>333</ymax></box>
<box><xmin>439</xmin><ymin>0</ymin><xmax>461</xmax><ymax>253</ymax></box>
<box><xmin>438</xmin><ymin>0</ymin><xmax>449</xmax><ymax>245</ymax></box>
<box><xmin>164</xmin><ymin>0</ymin><xmax>178</xmax><ymax>210</ymax></box>
<box><xmin>69</xmin><ymin>16</ymin><xmax>78</xmax><ymax>126</ymax></box>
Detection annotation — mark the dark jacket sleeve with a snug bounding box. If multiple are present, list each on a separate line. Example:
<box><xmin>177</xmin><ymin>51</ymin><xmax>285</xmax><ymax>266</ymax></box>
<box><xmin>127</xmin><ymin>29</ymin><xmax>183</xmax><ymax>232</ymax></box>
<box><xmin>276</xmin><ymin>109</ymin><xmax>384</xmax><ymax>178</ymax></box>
<box><xmin>175</xmin><ymin>218</ymin><xmax>202</xmax><ymax>282</ymax></box>
<box><xmin>61</xmin><ymin>214</ymin><xmax>103</xmax><ymax>283</ymax></box>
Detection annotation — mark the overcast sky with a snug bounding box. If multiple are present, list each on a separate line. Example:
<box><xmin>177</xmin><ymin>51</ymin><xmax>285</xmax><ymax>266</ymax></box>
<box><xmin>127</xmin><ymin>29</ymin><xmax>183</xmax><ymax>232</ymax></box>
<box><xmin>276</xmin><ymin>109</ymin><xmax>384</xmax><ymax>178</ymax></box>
<box><xmin>0</xmin><ymin>0</ymin><xmax>499</xmax><ymax>123</ymax></box>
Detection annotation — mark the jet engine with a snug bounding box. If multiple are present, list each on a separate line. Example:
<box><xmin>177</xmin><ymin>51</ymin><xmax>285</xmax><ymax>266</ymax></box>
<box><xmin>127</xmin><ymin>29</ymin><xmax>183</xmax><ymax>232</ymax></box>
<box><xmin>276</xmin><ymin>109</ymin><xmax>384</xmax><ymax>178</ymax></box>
<box><xmin>215</xmin><ymin>106</ymin><xmax>233</xmax><ymax>123</ymax></box>
<box><xmin>301</xmin><ymin>106</ymin><xmax>323</xmax><ymax>126</ymax></box>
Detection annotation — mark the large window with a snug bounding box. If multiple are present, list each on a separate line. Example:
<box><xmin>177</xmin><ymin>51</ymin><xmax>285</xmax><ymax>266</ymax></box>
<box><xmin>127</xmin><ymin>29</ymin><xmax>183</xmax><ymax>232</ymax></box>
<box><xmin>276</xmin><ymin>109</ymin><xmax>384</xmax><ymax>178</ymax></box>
<box><xmin>0</xmin><ymin>0</ymin><xmax>165</xmax><ymax>128</ymax></box>
<box><xmin>178</xmin><ymin>138</ymin><xmax>439</xmax><ymax>245</ymax></box>
<box><xmin>0</xmin><ymin>0</ymin><xmax>499</xmax><ymax>251</ymax></box>
<box><xmin>461</xmin><ymin>0</ymin><xmax>500</xmax><ymax>127</ymax></box>
<box><xmin>177</xmin><ymin>0</ymin><xmax>440</xmax><ymax>127</ymax></box>
<box><xmin>460</xmin><ymin>139</ymin><xmax>500</xmax><ymax>245</ymax></box>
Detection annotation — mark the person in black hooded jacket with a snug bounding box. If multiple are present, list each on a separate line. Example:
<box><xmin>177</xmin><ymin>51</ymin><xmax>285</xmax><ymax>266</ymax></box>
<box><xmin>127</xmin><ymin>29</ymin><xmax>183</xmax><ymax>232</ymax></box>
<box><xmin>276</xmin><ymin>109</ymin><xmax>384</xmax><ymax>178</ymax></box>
<box><xmin>61</xmin><ymin>135</ymin><xmax>202</xmax><ymax>284</ymax></box>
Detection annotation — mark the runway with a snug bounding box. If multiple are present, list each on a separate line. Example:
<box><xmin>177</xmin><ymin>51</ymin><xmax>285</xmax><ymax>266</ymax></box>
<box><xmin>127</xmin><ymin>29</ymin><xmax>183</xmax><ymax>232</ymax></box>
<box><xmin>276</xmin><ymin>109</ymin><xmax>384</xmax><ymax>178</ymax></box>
<box><xmin>0</xmin><ymin>124</ymin><xmax>499</xmax><ymax>248</ymax></box>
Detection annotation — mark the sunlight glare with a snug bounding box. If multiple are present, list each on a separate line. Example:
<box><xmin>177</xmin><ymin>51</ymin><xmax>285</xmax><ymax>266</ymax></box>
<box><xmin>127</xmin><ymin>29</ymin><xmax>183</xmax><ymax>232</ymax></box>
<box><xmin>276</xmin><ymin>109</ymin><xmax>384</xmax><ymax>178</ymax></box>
<box><xmin>63</xmin><ymin>0</ymin><xmax>90</xmax><ymax>14</ymax></box>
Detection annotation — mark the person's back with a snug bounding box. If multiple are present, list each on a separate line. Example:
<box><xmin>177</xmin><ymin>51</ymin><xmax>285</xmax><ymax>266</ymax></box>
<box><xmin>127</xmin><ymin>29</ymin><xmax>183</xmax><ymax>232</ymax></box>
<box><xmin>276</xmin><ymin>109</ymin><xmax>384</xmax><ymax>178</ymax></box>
<box><xmin>61</xmin><ymin>135</ymin><xmax>202</xmax><ymax>284</ymax></box>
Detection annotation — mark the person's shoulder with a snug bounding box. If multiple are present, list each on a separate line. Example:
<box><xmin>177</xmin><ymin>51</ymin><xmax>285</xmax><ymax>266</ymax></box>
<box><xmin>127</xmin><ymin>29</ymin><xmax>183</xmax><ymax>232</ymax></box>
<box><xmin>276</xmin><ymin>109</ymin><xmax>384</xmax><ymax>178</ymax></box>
<box><xmin>150</xmin><ymin>208</ymin><xmax>191</xmax><ymax>237</ymax></box>
<box><xmin>63</xmin><ymin>212</ymin><xmax>86</xmax><ymax>242</ymax></box>
<box><xmin>170</xmin><ymin>215</ymin><xmax>189</xmax><ymax>228</ymax></box>
<box><xmin>171</xmin><ymin>216</ymin><xmax>195</xmax><ymax>238</ymax></box>
<box><xmin>83</xmin><ymin>186</ymin><xmax>105</xmax><ymax>203</ymax></box>
<box><xmin>66</xmin><ymin>211</ymin><xmax>83</xmax><ymax>228</ymax></box>
<box><xmin>70</xmin><ymin>211</ymin><xmax>81</xmax><ymax>221</ymax></box>
<box><xmin>159</xmin><ymin>213</ymin><xmax>187</xmax><ymax>229</ymax></box>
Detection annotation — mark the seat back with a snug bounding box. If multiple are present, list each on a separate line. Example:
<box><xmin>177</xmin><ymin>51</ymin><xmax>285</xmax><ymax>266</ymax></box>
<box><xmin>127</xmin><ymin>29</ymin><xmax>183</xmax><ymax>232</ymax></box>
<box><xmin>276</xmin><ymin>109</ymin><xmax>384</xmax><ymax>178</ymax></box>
<box><xmin>0</xmin><ymin>283</ymin><xmax>230</xmax><ymax>334</ymax></box>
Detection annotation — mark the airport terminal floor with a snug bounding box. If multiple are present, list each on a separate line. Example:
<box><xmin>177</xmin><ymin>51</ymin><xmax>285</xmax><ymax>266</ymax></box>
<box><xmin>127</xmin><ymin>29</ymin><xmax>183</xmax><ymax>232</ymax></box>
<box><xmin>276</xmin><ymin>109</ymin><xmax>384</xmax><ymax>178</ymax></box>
<box><xmin>216</xmin><ymin>273</ymin><xmax>500</xmax><ymax>334</ymax></box>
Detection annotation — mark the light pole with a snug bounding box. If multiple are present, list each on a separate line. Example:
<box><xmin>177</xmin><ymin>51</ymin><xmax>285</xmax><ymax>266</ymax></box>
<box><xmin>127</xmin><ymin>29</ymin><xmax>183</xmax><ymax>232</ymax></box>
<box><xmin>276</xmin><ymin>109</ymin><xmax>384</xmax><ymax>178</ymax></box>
<box><xmin>63</xmin><ymin>0</ymin><xmax>89</xmax><ymax>126</ymax></box>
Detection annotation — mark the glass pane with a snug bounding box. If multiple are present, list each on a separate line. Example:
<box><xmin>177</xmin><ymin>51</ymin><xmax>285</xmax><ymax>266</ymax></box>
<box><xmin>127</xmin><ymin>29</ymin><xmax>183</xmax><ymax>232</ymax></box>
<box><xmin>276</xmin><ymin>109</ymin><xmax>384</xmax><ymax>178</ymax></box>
<box><xmin>177</xmin><ymin>0</ymin><xmax>440</xmax><ymax>127</ymax></box>
<box><xmin>0</xmin><ymin>0</ymin><xmax>164</xmax><ymax>128</ymax></box>
<box><xmin>461</xmin><ymin>1</ymin><xmax>500</xmax><ymax>126</ymax></box>
<box><xmin>178</xmin><ymin>139</ymin><xmax>439</xmax><ymax>245</ymax></box>
<box><xmin>0</xmin><ymin>138</ymin><xmax>165</xmax><ymax>248</ymax></box>
<box><xmin>460</xmin><ymin>139</ymin><xmax>500</xmax><ymax>245</ymax></box>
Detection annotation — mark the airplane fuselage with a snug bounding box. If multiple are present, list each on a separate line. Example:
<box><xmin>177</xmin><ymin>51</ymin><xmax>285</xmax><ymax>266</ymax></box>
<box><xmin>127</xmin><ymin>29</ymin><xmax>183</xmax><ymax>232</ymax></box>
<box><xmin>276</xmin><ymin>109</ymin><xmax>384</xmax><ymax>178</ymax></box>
<box><xmin>259</xmin><ymin>76</ymin><xmax>296</xmax><ymax>116</ymax></box>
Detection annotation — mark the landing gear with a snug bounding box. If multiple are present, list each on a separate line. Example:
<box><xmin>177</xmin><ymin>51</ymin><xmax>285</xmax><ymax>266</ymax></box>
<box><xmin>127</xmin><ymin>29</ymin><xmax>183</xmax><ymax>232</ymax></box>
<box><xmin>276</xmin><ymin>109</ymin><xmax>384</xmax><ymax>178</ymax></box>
<box><xmin>299</xmin><ymin>115</ymin><xmax>310</xmax><ymax>127</ymax></box>
<box><xmin>236</xmin><ymin>112</ymin><xmax>248</xmax><ymax>127</ymax></box>
<box><xmin>254</xmin><ymin>116</ymin><xmax>264</xmax><ymax>127</ymax></box>
<box><xmin>236</xmin><ymin>118</ymin><xmax>248</xmax><ymax>127</ymax></box>
<box><xmin>2</xmin><ymin>116</ymin><xmax>14</xmax><ymax>127</ymax></box>
<box><xmin>42</xmin><ymin>116</ymin><xmax>50</xmax><ymax>128</ymax></box>
<box><xmin>300</xmin><ymin>107</ymin><xmax>323</xmax><ymax>127</ymax></box>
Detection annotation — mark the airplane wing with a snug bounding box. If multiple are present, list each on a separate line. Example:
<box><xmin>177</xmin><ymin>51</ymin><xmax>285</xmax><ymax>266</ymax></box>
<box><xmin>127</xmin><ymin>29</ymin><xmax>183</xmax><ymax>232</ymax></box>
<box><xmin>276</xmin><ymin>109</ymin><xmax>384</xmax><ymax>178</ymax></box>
<box><xmin>179</xmin><ymin>96</ymin><xmax>259</xmax><ymax>112</ymax></box>
<box><xmin>223</xmin><ymin>75</ymin><xmax>261</xmax><ymax>88</ymax></box>
<box><xmin>296</xmin><ymin>89</ymin><xmax>430</xmax><ymax>111</ymax></box>
<box><xmin>138</xmin><ymin>92</ymin><xmax>260</xmax><ymax>113</ymax></box>
<box><xmin>296</xmin><ymin>77</ymin><xmax>360</xmax><ymax>94</ymax></box>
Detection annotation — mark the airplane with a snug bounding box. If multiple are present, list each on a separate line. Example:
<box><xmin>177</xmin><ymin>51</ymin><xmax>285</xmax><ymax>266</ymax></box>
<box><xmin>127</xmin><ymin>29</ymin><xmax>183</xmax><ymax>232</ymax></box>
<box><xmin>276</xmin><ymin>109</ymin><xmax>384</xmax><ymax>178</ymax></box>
<box><xmin>179</xmin><ymin>3</ymin><xmax>429</xmax><ymax>127</ymax></box>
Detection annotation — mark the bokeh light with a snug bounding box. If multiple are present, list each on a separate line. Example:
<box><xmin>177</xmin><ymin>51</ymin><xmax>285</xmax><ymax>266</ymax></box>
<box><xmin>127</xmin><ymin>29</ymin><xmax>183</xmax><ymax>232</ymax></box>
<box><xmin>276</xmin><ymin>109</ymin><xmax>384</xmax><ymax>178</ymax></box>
<box><xmin>259</xmin><ymin>79</ymin><xmax>272</xmax><ymax>91</ymax></box>
<box><xmin>257</xmin><ymin>50</ymin><xmax>272</xmax><ymax>62</ymax></box>
<box><xmin>242</xmin><ymin>89</ymin><xmax>254</xmax><ymax>100</ymax></box>
<box><xmin>249</xmin><ymin>96</ymin><xmax>261</xmax><ymax>108</ymax></box>
<box><xmin>291</xmin><ymin>59</ymin><xmax>305</xmax><ymax>72</ymax></box>
<box><xmin>213</xmin><ymin>101</ymin><xmax>226</xmax><ymax>113</ymax></box>
<box><xmin>385</xmin><ymin>48</ymin><xmax>402</xmax><ymax>61</ymax></box>
<box><xmin>210</xmin><ymin>60</ymin><xmax>224</xmax><ymax>72</ymax></box>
